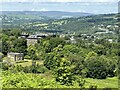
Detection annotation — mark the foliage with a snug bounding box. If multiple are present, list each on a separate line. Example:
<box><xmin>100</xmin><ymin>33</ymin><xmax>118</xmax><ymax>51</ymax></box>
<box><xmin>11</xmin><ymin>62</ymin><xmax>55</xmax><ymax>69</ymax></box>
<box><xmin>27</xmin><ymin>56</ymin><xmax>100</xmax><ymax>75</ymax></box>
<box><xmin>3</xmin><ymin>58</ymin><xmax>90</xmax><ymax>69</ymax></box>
<box><xmin>84</xmin><ymin>52</ymin><xmax>116</xmax><ymax>79</ymax></box>
<box><xmin>27</xmin><ymin>45</ymin><xmax>38</xmax><ymax>60</ymax></box>
<box><xmin>41</xmin><ymin>37</ymin><xmax>65</xmax><ymax>53</ymax></box>
<box><xmin>43</xmin><ymin>44</ymin><xmax>85</xmax><ymax>86</ymax></box>
<box><xmin>55</xmin><ymin>58</ymin><xmax>75</xmax><ymax>85</ymax></box>
<box><xmin>2</xmin><ymin>70</ymin><xmax>85</xmax><ymax>88</ymax></box>
<box><xmin>2</xmin><ymin>34</ymin><xmax>9</xmax><ymax>55</ymax></box>
<box><xmin>2</xmin><ymin>63</ymin><xmax>11</xmax><ymax>70</ymax></box>
<box><xmin>10</xmin><ymin>38</ymin><xmax>27</xmax><ymax>54</ymax></box>
<box><xmin>2</xmin><ymin>29</ymin><xmax>27</xmax><ymax>55</ymax></box>
<box><xmin>2</xmin><ymin>71</ymin><xmax>59</xmax><ymax>88</ymax></box>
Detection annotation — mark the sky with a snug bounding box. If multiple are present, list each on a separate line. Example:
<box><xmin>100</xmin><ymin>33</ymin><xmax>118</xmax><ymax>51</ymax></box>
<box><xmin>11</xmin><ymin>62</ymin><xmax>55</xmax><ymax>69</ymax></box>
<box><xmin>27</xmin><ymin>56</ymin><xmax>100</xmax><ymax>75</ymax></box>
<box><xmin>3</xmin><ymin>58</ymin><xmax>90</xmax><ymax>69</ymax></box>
<box><xmin>1</xmin><ymin>0</ymin><xmax>119</xmax><ymax>14</ymax></box>
<box><xmin>0</xmin><ymin>0</ymin><xmax>119</xmax><ymax>2</ymax></box>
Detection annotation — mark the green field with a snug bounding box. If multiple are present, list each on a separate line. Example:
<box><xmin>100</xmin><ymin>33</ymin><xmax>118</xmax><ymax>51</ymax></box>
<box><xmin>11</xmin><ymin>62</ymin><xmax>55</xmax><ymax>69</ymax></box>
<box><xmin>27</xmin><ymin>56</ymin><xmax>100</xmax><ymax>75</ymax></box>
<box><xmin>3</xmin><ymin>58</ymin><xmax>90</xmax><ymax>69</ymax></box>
<box><xmin>84</xmin><ymin>77</ymin><xmax>118</xmax><ymax>88</ymax></box>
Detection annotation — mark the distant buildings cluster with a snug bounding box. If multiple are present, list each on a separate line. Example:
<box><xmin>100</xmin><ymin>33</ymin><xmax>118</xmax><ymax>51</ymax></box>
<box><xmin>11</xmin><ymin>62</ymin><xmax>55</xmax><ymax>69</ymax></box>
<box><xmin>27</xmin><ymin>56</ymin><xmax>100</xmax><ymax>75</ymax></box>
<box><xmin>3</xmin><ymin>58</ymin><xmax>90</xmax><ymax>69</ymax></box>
<box><xmin>7</xmin><ymin>25</ymin><xmax>118</xmax><ymax>62</ymax></box>
<box><xmin>19</xmin><ymin>32</ymin><xmax>49</xmax><ymax>46</ymax></box>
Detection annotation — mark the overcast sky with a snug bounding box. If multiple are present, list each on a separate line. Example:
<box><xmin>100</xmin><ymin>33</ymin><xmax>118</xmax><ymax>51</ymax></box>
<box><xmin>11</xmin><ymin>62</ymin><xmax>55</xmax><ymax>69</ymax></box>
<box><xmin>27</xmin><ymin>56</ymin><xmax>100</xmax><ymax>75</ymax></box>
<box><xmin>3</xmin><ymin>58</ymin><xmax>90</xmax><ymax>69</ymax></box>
<box><xmin>0</xmin><ymin>0</ymin><xmax>120</xmax><ymax>2</ymax></box>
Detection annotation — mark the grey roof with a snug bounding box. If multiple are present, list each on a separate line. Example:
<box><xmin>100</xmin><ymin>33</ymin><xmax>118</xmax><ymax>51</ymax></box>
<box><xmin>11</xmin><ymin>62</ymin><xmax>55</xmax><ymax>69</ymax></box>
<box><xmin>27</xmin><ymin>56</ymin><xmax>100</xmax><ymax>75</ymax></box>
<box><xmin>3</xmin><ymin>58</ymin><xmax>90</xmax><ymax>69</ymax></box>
<box><xmin>8</xmin><ymin>52</ymin><xmax>24</xmax><ymax>55</ymax></box>
<box><xmin>27</xmin><ymin>35</ymin><xmax>38</xmax><ymax>39</ymax></box>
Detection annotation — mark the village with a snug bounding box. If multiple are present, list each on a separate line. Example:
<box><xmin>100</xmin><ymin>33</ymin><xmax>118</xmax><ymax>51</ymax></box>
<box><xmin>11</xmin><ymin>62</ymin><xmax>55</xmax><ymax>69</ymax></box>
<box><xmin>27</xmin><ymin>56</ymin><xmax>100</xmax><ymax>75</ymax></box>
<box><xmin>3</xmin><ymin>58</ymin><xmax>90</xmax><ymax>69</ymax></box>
<box><xmin>3</xmin><ymin>24</ymin><xmax>118</xmax><ymax>63</ymax></box>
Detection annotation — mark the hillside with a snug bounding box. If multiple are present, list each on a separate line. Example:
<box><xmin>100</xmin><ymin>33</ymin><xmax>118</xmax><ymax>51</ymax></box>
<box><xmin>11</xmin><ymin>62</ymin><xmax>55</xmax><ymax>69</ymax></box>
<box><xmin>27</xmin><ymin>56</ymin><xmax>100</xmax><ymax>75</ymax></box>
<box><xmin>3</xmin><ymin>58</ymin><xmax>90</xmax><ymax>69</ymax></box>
<box><xmin>2</xmin><ymin>11</ymin><xmax>93</xmax><ymax>19</ymax></box>
<box><xmin>1</xmin><ymin>11</ymin><xmax>118</xmax><ymax>34</ymax></box>
<box><xmin>48</xmin><ymin>14</ymin><xmax>118</xmax><ymax>33</ymax></box>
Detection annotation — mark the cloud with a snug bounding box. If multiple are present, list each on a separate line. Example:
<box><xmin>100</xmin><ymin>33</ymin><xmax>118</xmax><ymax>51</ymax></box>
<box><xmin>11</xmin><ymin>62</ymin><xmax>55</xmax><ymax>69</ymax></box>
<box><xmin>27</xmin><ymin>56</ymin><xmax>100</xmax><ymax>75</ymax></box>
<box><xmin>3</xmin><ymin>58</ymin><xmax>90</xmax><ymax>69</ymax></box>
<box><xmin>31</xmin><ymin>8</ymin><xmax>48</xmax><ymax>11</ymax></box>
<box><xmin>0</xmin><ymin>0</ymin><xmax>119</xmax><ymax>2</ymax></box>
<box><xmin>39</xmin><ymin>8</ymin><xmax>48</xmax><ymax>11</ymax></box>
<box><xmin>31</xmin><ymin>8</ymin><xmax>35</xmax><ymax>11</ymax></box>
<box><xmin>72</xmin><ymin>9</ymin><xmax>86</xmax><ymax>12</ymax></box>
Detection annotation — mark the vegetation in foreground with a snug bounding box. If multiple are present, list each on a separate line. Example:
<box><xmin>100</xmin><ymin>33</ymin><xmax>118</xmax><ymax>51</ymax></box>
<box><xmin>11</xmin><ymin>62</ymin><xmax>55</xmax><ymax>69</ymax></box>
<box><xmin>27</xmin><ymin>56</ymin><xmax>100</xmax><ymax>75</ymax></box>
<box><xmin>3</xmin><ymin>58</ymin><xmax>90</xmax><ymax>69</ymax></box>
<box><xmin>2</xmin><ymin>70</ymin><xmax>118</xmax><ymax>88</ymax></box>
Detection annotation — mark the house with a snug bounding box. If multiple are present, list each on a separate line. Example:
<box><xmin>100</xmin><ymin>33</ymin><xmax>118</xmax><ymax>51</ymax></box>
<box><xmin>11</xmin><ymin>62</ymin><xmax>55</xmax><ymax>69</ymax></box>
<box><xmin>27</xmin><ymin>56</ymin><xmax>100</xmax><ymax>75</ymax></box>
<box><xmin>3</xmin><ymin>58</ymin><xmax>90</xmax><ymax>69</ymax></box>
<box><xmin>37</xmin><ymin>33</ymin><xmax>48</xmax><ymax>38</ymax></box>
<box><xmin>70</xmin><ymin>36</ymin><xmax>76</xmax><ymax>44</ymax></box>
<box><xmin>7</xmin><ymin>52</ymin><xmax>24</xmax><ymax>61</ymax></box>
<box><xmin>26</xmin><ymin>33</ymin><xmax>49</xmax><ymax>46</ymax></box>
<box><xmin>26</xmin><ymin>35</ymin><xmax>38</xmax><ymax>46</ymax></box>
<box><xmin>20</xmin><ymin>32</ymin><xmax>29</xmax><ymax>38</ymax></box>
<box><xmin>60</xmin><ymin>34</ymin><xmax>65</xmax><ymax>38</ymax></box>
<box><xmin>107</xmin><ymin>39</ymin><xmax>113</xmax><ymax>43</ymax></box>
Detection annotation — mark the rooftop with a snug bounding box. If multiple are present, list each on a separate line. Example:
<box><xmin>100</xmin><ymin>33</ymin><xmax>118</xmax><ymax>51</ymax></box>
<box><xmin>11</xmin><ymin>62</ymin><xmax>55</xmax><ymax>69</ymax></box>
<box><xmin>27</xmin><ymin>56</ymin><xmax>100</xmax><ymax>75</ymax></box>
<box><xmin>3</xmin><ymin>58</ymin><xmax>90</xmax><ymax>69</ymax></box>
<box><xmin>8</xmin><ymin>52</ymin><xmax>24</xmax><ymax>55</ymax></box>
<box><xmin>27</xmin><ymin>35</ymin><xmax>38</xmax><ymax>39</ymax></box>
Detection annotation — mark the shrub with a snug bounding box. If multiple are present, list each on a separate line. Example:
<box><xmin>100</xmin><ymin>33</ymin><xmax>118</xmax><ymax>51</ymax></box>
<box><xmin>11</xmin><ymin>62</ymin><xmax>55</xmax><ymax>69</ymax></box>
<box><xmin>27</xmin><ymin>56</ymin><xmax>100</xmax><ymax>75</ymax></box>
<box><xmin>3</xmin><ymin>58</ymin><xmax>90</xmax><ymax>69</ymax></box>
<box><xmin>36</xmin><ymin>65</ymin><xmax>48</xmax><ymax>73</ymax></box>
<box><xmin>2</xmin><ymin>71</ymin><xmax>85</xmax><ymax>88</ymax></box>
<box><xmin>2</xmin><ymin>63</ymin><xmax>10</xmax><ymax>70</ymax></box>
<box><xmin>24</xmin><ymin>55</ymin><xmax>31</xmax><ymax>59</ymax></box>
<box><xmin>22</xmin><ymin>65</ymin><xmax>48</xmax><ymax>74</ymax></box>
<box><xmin>85</xmin><ymin>52</ymin><xmax>108</xmax><ymax>79</ymax></box>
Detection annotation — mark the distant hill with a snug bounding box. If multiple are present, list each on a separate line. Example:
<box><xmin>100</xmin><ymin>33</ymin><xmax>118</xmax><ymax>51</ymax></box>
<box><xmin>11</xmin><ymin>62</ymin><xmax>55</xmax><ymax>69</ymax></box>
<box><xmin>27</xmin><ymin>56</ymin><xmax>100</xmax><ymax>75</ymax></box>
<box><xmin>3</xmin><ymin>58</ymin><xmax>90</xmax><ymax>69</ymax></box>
<box><xmin>2</xmin><ymin>11</ymin><xmax>93</xmax><ymax>19</ymax></box>
<box><xmin>1</xmin><ymin>11</ymin><xmax>118</xmax><ymax>34</ymax></box>
<box><xmin>48</xmin><ymin>13</ymin><xmax>117</xmax><ymax>33</ymax></box>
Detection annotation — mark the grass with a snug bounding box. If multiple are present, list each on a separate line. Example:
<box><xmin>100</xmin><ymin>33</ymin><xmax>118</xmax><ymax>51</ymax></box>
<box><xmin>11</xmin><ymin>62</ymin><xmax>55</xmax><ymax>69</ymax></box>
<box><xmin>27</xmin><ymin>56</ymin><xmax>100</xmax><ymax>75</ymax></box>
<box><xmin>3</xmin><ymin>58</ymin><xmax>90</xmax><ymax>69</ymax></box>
<box><xmin>3</xmin><ymin>57</ymin><xmax>43</xmax><ymax>67</ymax></box>
<box><xmin>33</xmin><ymin>70</ymin><xmax>54</xmax><ymax>80</ymax></box>
<box><xmin>15</xmin><ymin>59</ymin><xmax>43</xmax><ymax>67</ymax></box>
<box><xmin>84</xmin><ymin>77</ymin><xmax>118</xmax><ymax>88</ymax></box>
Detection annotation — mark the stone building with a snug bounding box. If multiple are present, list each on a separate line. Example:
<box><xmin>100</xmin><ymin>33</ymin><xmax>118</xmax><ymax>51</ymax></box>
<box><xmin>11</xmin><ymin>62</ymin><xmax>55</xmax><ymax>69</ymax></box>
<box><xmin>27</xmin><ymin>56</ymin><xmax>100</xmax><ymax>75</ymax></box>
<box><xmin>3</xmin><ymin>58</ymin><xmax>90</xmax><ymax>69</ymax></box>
<box><xmin>7</xmin><ymin>52</ymin><xmax>24</xmax><ymax>61</ymax></box>
<box><xmin>26</xmin><ymin>35</ymin><xmax>38</xmax><ymax>46</ymax></box>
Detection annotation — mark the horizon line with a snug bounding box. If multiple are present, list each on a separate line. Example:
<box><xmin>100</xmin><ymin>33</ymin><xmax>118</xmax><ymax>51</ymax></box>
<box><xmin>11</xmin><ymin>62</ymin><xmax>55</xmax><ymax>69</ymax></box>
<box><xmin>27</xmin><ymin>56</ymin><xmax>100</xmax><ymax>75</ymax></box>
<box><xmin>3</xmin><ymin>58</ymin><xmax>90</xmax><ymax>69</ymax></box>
<box><xmin>0</xmin><ymin>10</ymin><xmax>118</xmax><ymax>14</ymax></box>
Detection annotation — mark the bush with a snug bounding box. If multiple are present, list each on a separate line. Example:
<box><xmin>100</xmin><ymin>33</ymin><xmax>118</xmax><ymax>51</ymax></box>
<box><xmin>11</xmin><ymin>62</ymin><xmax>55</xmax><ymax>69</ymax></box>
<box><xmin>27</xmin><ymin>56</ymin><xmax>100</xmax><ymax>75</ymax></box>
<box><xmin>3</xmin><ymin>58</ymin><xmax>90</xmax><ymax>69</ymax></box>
<box><xmin>89</xmin><ymin>85</ymin><xmax>97</xmax><ymax>90</ymax></box>
<box><xmin>2</xmin><ymin>71</ymin><xmax>58</xmax><ymax>88</ymax></box>
<box><xmin>22</xmin><ymin>66</ymin><xmax>34</xmax><ymax>73</ymax></box>
<box><xmin>22</xmin><ymin>65</ymin><xmax>48</xmax><ymax>74</ymax></box>
<box><xmin>73</xmin><ymin>75</ymin><xmax>85</xmax><ymax>87</ymax></box>
<box><xmin>2</xmin><ymin>63</ymin><xmax>10</xmax><ymax>70</ymax></box>
<box><xmin>36</xmin><ymin>65</ymin><xmax>48</xmax><ymax>73</ymax></box>
<box><xmin>2</xmin><ymin>71</ymin><xmax>85</xmax><ymax>88</ymax></box>
<box><xmin>11</xmin><ymin>65</ymin><xmax>24</xmax><ymax>72</ymax></box>
<box><xmin>85</xmin><ymin>52</ymin><xmax>108</xmax><ymax>79</ymax></box>
<box><xmin>24</xmin><ymin>55</ymin><xmax>31</xmax><ymax>59</ymax></box>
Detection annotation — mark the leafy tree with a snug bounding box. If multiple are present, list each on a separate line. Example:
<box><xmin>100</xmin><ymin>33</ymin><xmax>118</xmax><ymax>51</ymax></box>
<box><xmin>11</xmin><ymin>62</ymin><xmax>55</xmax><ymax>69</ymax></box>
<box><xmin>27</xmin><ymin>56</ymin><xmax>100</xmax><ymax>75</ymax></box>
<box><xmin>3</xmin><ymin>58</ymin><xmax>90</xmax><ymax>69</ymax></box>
<box><xmin>55</xmin><ymin>58</ymin><xmax>75</xmax><ymax>85</ymax></box>
<box><xmin>10</xmin><ymin>29</ymin><xmax>22</xmax><ymax>37</ymax></box>
<box><xmin>10</xmin><ymin>38</ymin><xmax>27</xmax><ymax>54</ymax></box>
<box><xmin>43</xmin><ymin>44</ymin><xmax>85</xmax><ymax>86</ymax></box>
<box><xmin>27</xmin><ymin>45</ymin><xmax>38</xmax><ymax>62</ymax></box>
<box><xmin>2</xmin><ymin>34</ymin><xmax>9</xmax><ymax>55</ymax></box>
<box><xmin>42</xmin><ymin>37</ymin><xmax>65</xmax><ymax>53</ymax></box>
<box><xmin>63</xmin><ymin>44</ymin><xmax>80</xmax><ymax>54</ymax></box>
<box><xmin>84</xmin><ymin>52</ymin><xmax>108</xmax><ymax>79</ymax></box>
<box><xmin>93</xmin><ymin>44</ymin><xmax>106</xmax><ymax>55</ymax></box>
<box><xmin>68</xmin><ymin>54</ymin><xmax>85</xmax><ymax>76</ymax></box>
